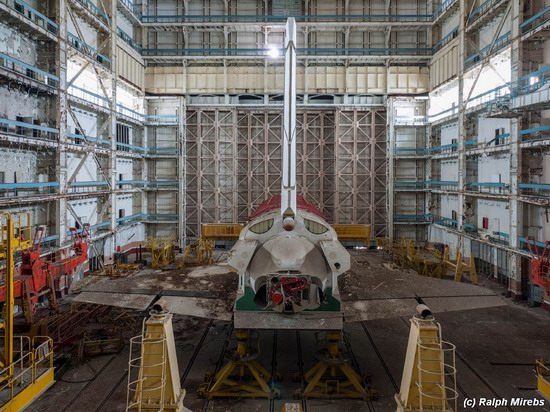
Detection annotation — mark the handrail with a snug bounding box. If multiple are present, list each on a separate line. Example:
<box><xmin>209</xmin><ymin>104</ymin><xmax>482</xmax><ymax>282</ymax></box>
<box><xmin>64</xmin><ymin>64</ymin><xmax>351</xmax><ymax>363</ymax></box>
<box><xmin>394</xmin><ymin>214</ymin><xmax>432</xmax><ymax>222</ymax></box>
<box><xmin>0</xmin><ymin>117</ymin><xmax>58</xmax><ymax>135</ymax></box>
<box><xmin>142</xmin><ymin>47</ymin><xmax>433</xmax><ymax>56</ymax></box>
<box><xmin>117</xmin><ymin>27</ymin><xmax>142</xmax><ymax>53</ymax></box>
<box><xmin>0</xmin><ymin>182</ymin><xmax>59</xmax><ymax>189</ymax></box>
<box><xmin>518</xmin><ymin>183</ymin><xmax>550</xmax><ymax>190</ymax></box>
<box><xmin>520</xmin><ymin>5</ymin><xmax>550</xmax><ymax>32</ymax></box>
<box><xmin>67</xmin><ymin>132</ymin><xmax>110</xmax><ymax>146</ymax></box>
<box><xmin>0</xmin><ymin>52</ymin><xmax>59</xmax><ymax>86</ymax></box>
<box><xmin>465</xmin><ymin>182</ymin><xmax>509</xmax><ymax>188</ymax></box>
<box><xmin>467</xmin><ymin>0</ymin><xmax>503</xmax><ymax>25</ymax></box>
<box><xmin>433</xmin><ymin>0</ymin><xmax>458</xmax><ymax>19</ymax></box>
<box><xmin>74</xmin><ymin>0</ymin><xmax>110</xmax><ymax>24</ymax></box>
<box><xmin>67</xmin><ymin>32</ymin><xmax>112</xmax><ymax>69</ymax></box>
<box><xmin>394</xmin><ymin>180</ymin><xmax>459</xmax><ymax>187</ymax></box>
<box><xmin>119</xmin><ymin>0</ymin><xmax>142</xmax><ymax>18</ymax></box>
<box><xmin>68</xmin><ymin>84</ymin><xmax>110</xmax><ymax>110</ymax></box>
<box><xmin>464</xmin><ymin>31</ymin><xmax>511</xmax><ymax>68</ymax></box>
<box><xmin>7</xmin><ymin>0</ymin><xmax>59</xmax><ymax>34</ymax></box>
<box><xmin>141</xmin><ymin>14</ymin><xmax>433</xmax><ymax>23</ymax></box>
<box><xmin>432</xmin><ymin>26</ymin><xmax>458</xmax><ymax>53</ymax></box>
<box><xmin>69</xmin><ymin>181</ymin><xmax>110</xmax><ymax>187</ymax></box>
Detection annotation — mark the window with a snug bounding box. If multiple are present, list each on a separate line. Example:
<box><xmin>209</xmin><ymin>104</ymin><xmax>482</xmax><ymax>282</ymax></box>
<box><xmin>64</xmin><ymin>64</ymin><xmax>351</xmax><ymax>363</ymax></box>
<box><xmin>304</xmin><ymin>218</ymin><xmax>329</xmax><ymax>234</ymax></box>
<box><xmin>451</xmin><ymin>210</ymin><xmax>457</xmax><ymax>221</ymax></box>
<box><xmin>482</xmin><ymin>217</ymin><xmax>489</xmax><ymax>229</ymax></box>
<box><xmin>119</xmin><ymin>209</ymin><xmax>125</xmax><ymax>219</ymax></box>
<box><xmin>249</xmin><ymin>219</ymin><xmax>274</xmax><ymax>234</ymax></box>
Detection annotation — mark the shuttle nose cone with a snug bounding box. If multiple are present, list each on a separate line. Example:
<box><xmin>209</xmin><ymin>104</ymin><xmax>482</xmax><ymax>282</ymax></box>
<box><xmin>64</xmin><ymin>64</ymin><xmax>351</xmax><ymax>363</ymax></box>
<box><xmin>283</xmin><ymin>217</ymin><xmax>295</xmax><ymax>231</ymax></box>
<box><xmin>267</xmin><ymin>236</ymin><xmax>314</xmax><ymax>269</ymax></box>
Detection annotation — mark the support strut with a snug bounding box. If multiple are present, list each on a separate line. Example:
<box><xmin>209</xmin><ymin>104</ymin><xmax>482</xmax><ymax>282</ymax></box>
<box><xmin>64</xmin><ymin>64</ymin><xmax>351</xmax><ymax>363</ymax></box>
<box><xmin>198</xmin><ymin>329</ymin><xmax>279</xmax><ymax>399</ymax></box>
<box><xmin>295</xmin><ymin>330</ymin><xmax>377</xmax><ymax>400</ymax></box>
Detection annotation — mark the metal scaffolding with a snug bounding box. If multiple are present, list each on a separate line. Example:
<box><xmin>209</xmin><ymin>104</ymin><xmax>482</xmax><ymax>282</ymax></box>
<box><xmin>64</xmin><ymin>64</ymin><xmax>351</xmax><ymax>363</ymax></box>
<box><xmin>185</xmin><ymin>107</ymin><xmax>387</xmax><ymax>240</ymax></box>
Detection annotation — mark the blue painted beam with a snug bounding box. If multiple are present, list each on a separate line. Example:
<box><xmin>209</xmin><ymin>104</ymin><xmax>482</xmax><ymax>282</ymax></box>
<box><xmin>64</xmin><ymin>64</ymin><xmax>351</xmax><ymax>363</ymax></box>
<box><xmin>0</xmin><ymin>182</ymin><xmax>59</xmax><ymax>189</ymax></box>
<box><xmin>0</xmin><ymin>118</ymin><xmax>58</xmax><ymax>134</ymax></box>
<box><xmin>142</xmin><ymin>47</ymin><xmax>433</xmax><ymax>56</ymax></box>
<box><xmin>520</xmin><ymin>5</ymin><xmax>550</xmax><ymax>31</ymax></box>
<box><xmin>0</xmin><ymin>52</ymin><xmax>59</xmax><ymax>82</ymax></box>
<box><xmin>465</xmin><ymin>182</ymin><xmax>508</xmax><ymax>187</ymax></box>
<box><xmin>518</xmin><ymin>183</ymin><xmax>550</xmax><ymax>190</ymax></box>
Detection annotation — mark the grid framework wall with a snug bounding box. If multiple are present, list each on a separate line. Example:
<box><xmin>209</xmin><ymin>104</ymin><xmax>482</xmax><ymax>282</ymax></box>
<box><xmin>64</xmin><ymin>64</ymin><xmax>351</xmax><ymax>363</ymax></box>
<box><xmin>184</xmin><ymin>107</ymin><xmax>387</xmax><ymax>240</ymax></box>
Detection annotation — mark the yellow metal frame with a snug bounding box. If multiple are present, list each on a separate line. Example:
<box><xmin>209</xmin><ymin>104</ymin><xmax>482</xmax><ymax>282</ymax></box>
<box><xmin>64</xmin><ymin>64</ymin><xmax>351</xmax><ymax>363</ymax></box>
<box><xmin>333</xmin><ymin>224</ymin><xmax>371</xmax><ymax>246</ymax></box>
<box><xmin>146</xmin><ymin>236</ymin><xmax>176</xmax><ymax>269</ymax></box>
<box><xmin>536</xmin><ymin>359</ymin><xmax>550</xmax><ymax>401</ymax></box>
<box><xmin>0</xmin><ymin>336</ymin><xmax>54</xmax><ymax>412</ymax></box>
<box><xmin>297</xmin><ymin>331</ymin><xmax>375</xmax><ymax>400</ymax></box>
<box><xmin>201</xmin><ymin>224</ymin><xmax>242</xmax><ymax>241</ymax></box>
<box><xmin>443</xmin><ymin>247</ymin><xmax>478</xmax><ymax>285</ymax></box>
<box><xmin>390</xmin><ymin>239</ymin><xmax>478</xmax><ymax>284</ymax></box>
<box><xmin>0</xmin><ymin>211</ymin><xmax>55</xmax><ymax>411</ymax></box>
<box><xmin>127</xmin><ymin>310</ymin><xmax>185</xmax><ymax>411</ymax></box>
<box><xmin>0</xmin><ymin>213</ymin><xmax>32</xmax><ymax>260</ymax></box>
<box><xmin>198</xmin><ymin>329</ymin><xmax>277</xmax><ymax>399</ymax></box>
<box><xmin>177</xmin><ymin>239</ymin><xmax>215</xmax><ymax>268</ymax></box>
<box><xmin>395</xmin><ymin>315</ymin><xmax>457</xmax><ymax>412</ymax></box>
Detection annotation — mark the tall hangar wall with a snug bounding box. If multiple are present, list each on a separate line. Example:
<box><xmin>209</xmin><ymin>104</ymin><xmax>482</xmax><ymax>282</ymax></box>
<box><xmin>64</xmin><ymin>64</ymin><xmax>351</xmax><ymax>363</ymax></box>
<box><xmin>142</xmin><ymin>0</ymin><xmax>431</xmax><ymax>239</ymax></box>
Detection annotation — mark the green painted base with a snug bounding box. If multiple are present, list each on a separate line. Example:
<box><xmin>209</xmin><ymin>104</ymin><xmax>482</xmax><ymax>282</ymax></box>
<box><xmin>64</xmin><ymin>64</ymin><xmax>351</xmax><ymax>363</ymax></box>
<box><xmin>235</xmin><ymin>286</ymin><xmax>340</xmax><ymax>312</ymax></box>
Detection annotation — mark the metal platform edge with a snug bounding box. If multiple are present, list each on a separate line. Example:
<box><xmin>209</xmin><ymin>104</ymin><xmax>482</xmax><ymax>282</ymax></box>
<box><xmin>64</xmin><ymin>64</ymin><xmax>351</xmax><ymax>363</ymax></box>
<box><xmin>233</xmin><ymin>311</ymin><xmax>343</xmax><ymax>330</ymax></box>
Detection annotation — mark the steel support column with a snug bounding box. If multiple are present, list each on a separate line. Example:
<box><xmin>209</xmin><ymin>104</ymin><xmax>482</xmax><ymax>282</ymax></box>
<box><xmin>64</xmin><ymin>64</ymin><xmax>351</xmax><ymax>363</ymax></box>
<box><xmin>56</xmin><ymin>0</ymin><xmax>68</xmax><ymax>247</ymax></box>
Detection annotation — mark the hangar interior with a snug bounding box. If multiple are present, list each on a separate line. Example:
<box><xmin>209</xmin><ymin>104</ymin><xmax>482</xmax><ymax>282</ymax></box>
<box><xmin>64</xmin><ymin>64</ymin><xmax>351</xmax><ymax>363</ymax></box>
<box><xmin>0</xmin><ymin>0</ymin><xmax>550</xmax><ymax>411</ymax></box>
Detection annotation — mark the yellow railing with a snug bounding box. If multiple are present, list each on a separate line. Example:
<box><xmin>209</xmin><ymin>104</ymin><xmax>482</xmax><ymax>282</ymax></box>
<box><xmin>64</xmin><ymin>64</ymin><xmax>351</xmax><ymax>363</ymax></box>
<box><xmin>201</xmin><ymin>224</ymin><xmax>242</xmax><ymax>240</ymax></box>
<box><xmin>0</xmin><ymin>336</ymin><xmax>53</xmax><ymax>405</ymax></box>
<box><xmin>333</xmin><ymin>224</ymin><xmax>371</xmax><ymax>246</ymax></box>
<box><xmin>536</xmin><ymin>358</ymin><xmax>550</xmax><ymax>400</ymax></box>
<box><xmin>0</xmin><ymin>213</ymin><xmax>32</xmax><ymax>259</ymax></box>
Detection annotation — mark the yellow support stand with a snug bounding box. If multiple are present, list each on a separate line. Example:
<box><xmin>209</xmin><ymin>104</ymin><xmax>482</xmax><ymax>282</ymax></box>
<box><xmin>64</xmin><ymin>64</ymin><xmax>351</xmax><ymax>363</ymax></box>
<box><xmin>443</xmin><ymin>247</ymin><xmax>478</xmax><ymax>285</ymax></box>
<box><xmin>395</xmin><ymin>305</ymin><xmax>458</xmax><ymax>412</ymax></box>
<box><xmin>295</xmin><ymin>331</ymin><xmax>376</xmax><ymax>400</ymax></box>
<box><xmin>147</xmin><ymin>236</ymin><xmax>176</xmax><ymax>269</ymax></box>
<box><xmin>196</xmin><ymin>239</ymin><xmax>214</xmax><ymax>265</ymax></box>
<box><xmin>0</xmin><ymin>214</ymin><xmax>54</xmax><ymax>411</ymax></box>
<box><xmin>536</xmin><ymin>359</ymin><xmax>550</xmax><ymax>401</ymax></box>
<box><xmin>392</xmin><ymin>239</ymin><xmax>449</xmax><ymax>279</ymax></box>
<box><xmin>127</xmin><ymin>305</ymin><xmax>185</xmax><ymax>411</ymax></box>
<box><xmin>198</xmin><ymin>329</ymin><xmax>278</xmax><ymax>399</ymax></box>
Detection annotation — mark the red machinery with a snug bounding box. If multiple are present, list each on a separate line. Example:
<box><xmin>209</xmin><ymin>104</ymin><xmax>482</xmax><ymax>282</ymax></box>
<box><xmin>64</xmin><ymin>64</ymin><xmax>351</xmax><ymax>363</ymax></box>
<box><xmin>0</xmin><ymin>225</ymin><xmax>89</xmax><ymax>323</ymax></box>
<box><xmin>526</xmin><ymin>237</ymin><xmax>550</xmax><ymax>293</ymax></box>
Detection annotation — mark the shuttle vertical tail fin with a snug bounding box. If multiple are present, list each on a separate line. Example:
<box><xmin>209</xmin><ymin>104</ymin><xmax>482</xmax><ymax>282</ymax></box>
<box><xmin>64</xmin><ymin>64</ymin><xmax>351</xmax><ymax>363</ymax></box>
<box><xmin>281</xmin><ymin>17</ymin><xmax>297</xmax><ymax>218</ymax></box>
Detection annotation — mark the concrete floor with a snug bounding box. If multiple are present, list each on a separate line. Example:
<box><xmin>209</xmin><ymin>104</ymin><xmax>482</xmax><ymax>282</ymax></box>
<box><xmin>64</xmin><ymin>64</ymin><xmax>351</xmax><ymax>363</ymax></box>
<box><xmin>29</xmin><ymin>254</ymin><xmax>550</xmax><ymax>412</ymax></box>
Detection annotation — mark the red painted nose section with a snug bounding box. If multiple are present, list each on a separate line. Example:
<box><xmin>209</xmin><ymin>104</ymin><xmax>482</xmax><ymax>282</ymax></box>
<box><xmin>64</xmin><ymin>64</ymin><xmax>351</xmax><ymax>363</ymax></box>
<box><xmin>283</xmin><ymin>217</ymin><xmax>295</xmax><ymax>231</ymax></box>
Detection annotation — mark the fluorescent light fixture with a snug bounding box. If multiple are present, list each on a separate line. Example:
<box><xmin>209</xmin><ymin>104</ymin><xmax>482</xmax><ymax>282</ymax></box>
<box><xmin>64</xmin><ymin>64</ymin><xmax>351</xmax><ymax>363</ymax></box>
<box><xmin>267</xmin><ymin>46</ymin><xmax>280</xmax><ymax>58</ymax></box>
